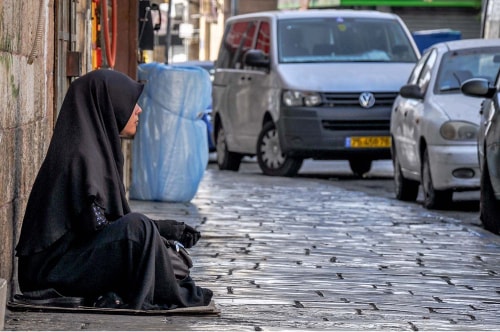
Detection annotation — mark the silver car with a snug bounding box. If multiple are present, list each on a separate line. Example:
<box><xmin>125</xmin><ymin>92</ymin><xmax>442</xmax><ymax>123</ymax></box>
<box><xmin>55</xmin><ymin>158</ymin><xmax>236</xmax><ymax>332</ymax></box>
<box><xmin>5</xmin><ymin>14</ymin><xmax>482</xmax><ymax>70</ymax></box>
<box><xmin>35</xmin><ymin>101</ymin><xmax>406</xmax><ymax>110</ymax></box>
<box><xmin>461</xmin><ymin>68</ymin><xmax>500</xmax><ymax>234</ymax></box>
<box><xmin>391</xmin><ymin>38</ymin><xmax>500</xmax><ymax>209</ymax></box>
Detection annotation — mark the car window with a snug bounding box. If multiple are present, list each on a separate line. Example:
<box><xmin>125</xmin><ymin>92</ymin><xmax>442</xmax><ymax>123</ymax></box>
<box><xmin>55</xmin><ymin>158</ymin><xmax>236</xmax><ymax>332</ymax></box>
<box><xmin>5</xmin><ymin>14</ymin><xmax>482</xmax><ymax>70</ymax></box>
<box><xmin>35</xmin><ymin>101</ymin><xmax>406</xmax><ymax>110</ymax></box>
<box><xmin>435</xmin><ymin>47</ymin><xmax>500</xmax><ymax>93</ymax></box>
<box><xmin>255</xmin><ymin>21</ymin><xmax>270</xmax><ymax>56</ymax></box>
<box><xmin>277</xmin><ymin>16</ymin><xmax>418</xmax><ymax>63</ymax></box>
<box><xmin>495</xmin><ymin>67</ymin><xmax>500</xmax><ymax>89</ymax></box>
<box><xmin>244</xmin><ymin>20</ymin><xmax>271</xmax><ymax>73</ymax></box>
<box><xmin>416</xmin><ymin>49</ymin><xmax>437</xmax><ymax>95</ymax></box>
<box><xmin>407</xmin><ymin>50</ymin><xmax>431</xmax><ymax>84</ymax></box>
<box><xmin>217</xmin><ymin>20</ymin><xmax>257</xmax><ymax>69</ymax></box>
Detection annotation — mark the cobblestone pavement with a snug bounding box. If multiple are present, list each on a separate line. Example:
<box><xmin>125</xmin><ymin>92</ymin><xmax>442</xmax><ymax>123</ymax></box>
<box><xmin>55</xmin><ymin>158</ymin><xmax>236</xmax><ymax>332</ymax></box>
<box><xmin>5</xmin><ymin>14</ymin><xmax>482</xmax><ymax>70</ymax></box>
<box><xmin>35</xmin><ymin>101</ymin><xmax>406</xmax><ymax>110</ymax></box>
<box><xmin>5</xmin><ymin>161</ymin><xmax>500</xmax><ymax>331</ymax></box>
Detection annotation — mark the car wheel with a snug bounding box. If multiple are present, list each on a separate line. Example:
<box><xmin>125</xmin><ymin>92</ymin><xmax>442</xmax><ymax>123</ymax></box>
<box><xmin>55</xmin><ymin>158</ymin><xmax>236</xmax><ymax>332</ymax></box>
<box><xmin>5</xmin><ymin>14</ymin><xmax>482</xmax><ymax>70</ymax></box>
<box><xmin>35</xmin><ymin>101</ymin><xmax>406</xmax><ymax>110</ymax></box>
<box><xmin>349</xmin><ymin>159</ymin><xmax>372</xmax><ymax>177</ymax></box>
<box><xmin>393</xmin><ymin>150</ymin><xmax>419</xmax><ymax>201</ymax></box>
<box><xmin>256</xmin><ymin>122</ymin><xmax>303</xmax><ymax>177</ymax></box>
<box><xmin>421</xmin><ymin>148</ymin><xmax>452</xmax><ymax>209</ymax></box>
<box><xmin>216</xmin><ymin>124</ymin><xmax>242</xmax><ymax>171</ymax></box>
<box><xmin>480</xmin><ymin>161</ymin><xmax>500</xmax><ymax>234</ymax></box>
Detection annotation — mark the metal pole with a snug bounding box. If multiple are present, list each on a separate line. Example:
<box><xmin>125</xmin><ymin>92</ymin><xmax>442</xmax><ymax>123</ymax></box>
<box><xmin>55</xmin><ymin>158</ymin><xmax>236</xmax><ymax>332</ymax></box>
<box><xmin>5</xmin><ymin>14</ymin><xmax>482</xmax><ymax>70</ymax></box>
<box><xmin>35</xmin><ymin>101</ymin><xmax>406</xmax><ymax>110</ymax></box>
<box><xmin>165</xmin><ymin>0</ymin><xmax>173</xmax><ymax>63</ymax></box>
<box><xmin>231</xmin><ymin>0</ymin><xmax>238</xmax><ymax>16</ymax></box>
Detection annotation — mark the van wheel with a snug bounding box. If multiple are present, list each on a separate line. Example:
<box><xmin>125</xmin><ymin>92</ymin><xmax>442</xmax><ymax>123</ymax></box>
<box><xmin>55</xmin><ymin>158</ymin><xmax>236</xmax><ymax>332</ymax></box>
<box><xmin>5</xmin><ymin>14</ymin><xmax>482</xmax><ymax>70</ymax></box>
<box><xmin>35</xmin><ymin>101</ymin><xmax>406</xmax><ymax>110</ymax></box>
<box><xmin>393</xmin><ymin>149</ymin><xmax>419</xmax><ymax>201</ymax></box>
<box><xmin>257</xmin><ymin>122</ymin><xmax>303</xmax><ymax>177</ymax></box>
<box><xmin>421</xmin><ymin>148</ymin><xmax>452</xmax><ymax>209</ymax></box>
<box><xmin>216</xmin><ymin>124</ymin><xmax>242</xmax><ymax>171</ymax></box>
<box><xmin>349</xmin><ymin>159</ymin><xmax>372</xmax><ymax>177</ymax></box>
<box><xmin>480</xmin><ymin>161</ymin><xmax>500</xmax><ymax>234</ymax></box>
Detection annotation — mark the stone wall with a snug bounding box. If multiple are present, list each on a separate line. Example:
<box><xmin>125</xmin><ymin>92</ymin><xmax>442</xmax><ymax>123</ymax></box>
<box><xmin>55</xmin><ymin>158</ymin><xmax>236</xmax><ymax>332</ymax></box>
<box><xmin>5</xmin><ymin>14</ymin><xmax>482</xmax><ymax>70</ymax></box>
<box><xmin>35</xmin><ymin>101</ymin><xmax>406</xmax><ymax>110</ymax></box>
<box><xmin>0</xmin><ymin>0</ymin><xmax>55</xmax><ymax>294</ymax></box>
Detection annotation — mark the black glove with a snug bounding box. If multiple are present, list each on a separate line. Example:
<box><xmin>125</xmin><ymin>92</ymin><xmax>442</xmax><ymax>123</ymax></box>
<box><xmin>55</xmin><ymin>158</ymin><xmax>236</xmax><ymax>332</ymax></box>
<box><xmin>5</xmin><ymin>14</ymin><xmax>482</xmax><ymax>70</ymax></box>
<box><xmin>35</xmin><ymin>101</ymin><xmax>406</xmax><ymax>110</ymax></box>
<box><xmin>180</xmin><ymin>224</ymin><xmax>201</xmax><ymax>248</ymax></box>
<box><xmin>153</xmin><ymin>219</ymin><xmax>201</xmax><ymax>248</ymax></box>
<box><xmin>153</xmin><ymin>219</ymin><xmax>184</xmax><ymax>240</ymax></box>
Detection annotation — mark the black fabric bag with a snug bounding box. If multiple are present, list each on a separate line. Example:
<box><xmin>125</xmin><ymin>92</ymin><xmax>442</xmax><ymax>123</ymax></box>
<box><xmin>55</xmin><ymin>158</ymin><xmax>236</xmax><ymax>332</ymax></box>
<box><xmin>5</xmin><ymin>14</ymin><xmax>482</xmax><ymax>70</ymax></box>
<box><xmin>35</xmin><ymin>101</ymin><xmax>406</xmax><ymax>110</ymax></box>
<box><xmin>163</xmin><ymin>239</ymin><xmax>193</xmax><ymax>280</ymax></box>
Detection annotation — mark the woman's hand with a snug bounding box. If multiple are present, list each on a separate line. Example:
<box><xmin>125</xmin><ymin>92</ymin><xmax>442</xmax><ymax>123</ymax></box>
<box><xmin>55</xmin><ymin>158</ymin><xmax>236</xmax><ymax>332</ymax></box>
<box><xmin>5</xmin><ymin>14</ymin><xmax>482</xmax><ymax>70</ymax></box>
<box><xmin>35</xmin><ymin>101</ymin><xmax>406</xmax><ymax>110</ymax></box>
<box><xmin>153</xmin><ymin>219</ymin><xmax>201</xmax><ymax>248</ymax></box>
<box><xmin>180</xmin><ymin>224</ymin><xmax>201</xmax><ymax>248</ymax></box>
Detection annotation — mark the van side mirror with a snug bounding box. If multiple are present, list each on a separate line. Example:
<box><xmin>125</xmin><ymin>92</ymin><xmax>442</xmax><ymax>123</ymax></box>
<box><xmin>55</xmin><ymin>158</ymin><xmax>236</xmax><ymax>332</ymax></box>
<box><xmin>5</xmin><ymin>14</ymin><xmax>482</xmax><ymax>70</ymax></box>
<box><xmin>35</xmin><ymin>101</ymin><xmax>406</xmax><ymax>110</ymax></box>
<box><xmin>243</xmin><ymin>49</ymin><xmax>270</xmax><ymax>68</ymax></box>
<box><xmin>399</xmin><ymin>84</ymin><xmax>424</xmax><ymax>99</ymax></box>
<box><xmin>461</xmin><ymin>78</ymin><xmax>497</xmax><ymax>98</ymax></box>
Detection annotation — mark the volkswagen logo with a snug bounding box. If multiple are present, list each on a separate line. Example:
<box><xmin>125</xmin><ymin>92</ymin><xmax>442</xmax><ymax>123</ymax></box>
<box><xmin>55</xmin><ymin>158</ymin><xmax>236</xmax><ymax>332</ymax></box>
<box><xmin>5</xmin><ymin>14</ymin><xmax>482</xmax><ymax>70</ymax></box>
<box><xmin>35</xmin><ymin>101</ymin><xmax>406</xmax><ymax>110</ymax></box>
<box><xmin>359</xmin><ymin>92</ymin><xmax>376</xmax><ymax>108</ymax></box>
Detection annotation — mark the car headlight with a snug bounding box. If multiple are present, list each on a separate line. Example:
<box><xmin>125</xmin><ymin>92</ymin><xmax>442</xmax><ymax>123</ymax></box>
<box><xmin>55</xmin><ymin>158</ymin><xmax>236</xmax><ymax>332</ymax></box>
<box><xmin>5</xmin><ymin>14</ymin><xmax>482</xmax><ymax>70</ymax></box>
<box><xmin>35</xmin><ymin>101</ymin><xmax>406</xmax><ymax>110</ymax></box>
<box><xmin>282</xmin><ymin>90</ymin><xmax>322</xmax><ymax>107</ymax></box>
<box><xmin>440</xmin><ymin>121</ymin><xmax>478</xmax><ymax>140</ymax></box>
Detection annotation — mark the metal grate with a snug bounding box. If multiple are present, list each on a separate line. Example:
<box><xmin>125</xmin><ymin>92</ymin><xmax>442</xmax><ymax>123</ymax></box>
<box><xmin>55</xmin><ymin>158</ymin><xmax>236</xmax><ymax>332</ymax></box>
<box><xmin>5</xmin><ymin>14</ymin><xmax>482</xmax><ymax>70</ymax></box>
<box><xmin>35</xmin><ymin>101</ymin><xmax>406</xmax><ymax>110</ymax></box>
<box><xmin>322</xmin><ymin>92</ymin><xmax>398</xmax><ymax>107</ymax></box>
<box><xmin>322</xmin><ymin>119</ymin><xmax>390</xmax><ymax>131</ymax></box>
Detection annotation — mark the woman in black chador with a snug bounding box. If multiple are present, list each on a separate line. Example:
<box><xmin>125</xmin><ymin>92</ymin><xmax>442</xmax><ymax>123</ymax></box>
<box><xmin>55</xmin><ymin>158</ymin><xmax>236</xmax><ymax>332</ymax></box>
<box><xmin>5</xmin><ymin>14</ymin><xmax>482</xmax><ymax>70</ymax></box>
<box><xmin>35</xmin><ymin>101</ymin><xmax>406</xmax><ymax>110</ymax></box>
<box><xmin>15</xmin><ymin>69</ymin><xmax>212</xmax><ymax>310</ymax></box>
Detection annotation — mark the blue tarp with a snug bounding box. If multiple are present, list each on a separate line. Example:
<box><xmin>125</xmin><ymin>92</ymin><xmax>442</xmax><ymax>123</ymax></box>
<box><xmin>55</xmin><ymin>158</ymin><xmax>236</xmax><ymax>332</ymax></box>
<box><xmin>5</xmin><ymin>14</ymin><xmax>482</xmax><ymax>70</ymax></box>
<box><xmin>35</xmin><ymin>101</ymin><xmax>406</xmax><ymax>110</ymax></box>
<box><xmin>130</xmin><ymin>62</ymin><xmax>211</xmax><ymax>202</ymax></box>
<box><xmin>412</xmin><ymin>29</ymin><xmax>462</xmax><ymax>54</ymax></box>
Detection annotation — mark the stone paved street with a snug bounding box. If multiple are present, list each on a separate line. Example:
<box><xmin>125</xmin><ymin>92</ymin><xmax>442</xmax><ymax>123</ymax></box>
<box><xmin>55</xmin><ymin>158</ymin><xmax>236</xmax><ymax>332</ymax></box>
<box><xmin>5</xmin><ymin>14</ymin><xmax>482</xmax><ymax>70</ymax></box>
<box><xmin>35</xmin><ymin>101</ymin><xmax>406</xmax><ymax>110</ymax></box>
<box><xmin>5</xmin><ymin>160</ymin><xmax>500</xmax><ymax>331</ymax></box>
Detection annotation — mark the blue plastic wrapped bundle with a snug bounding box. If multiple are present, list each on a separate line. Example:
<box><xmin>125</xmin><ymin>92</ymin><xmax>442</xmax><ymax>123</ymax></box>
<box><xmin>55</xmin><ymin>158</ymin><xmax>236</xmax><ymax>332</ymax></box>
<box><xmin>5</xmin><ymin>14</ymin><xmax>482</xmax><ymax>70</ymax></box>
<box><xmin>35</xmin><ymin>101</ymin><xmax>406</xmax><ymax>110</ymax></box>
<box><xmin>129</xmin><ymin>62</ymin><xmax>211</xmax><ymax>202</ymax></box>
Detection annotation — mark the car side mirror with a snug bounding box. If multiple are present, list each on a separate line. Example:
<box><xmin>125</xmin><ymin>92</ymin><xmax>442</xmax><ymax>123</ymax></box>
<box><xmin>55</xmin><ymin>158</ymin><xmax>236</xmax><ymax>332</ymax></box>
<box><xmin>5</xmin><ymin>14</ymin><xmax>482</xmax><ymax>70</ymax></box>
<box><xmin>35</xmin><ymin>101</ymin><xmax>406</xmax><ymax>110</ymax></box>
<box><xmin>399</xmin><ymin>84</ymin><xmax>424</xmax><ymax>99</ymax></box>
<box><xmin>243</xmin><ymin>49</ymin><xmax>270</xmax><ymax>68</ymax></box>
<box><xmin>461</xmin><ymin>78</ymin><xmax>497</xmax><ymax>99</ymax></box>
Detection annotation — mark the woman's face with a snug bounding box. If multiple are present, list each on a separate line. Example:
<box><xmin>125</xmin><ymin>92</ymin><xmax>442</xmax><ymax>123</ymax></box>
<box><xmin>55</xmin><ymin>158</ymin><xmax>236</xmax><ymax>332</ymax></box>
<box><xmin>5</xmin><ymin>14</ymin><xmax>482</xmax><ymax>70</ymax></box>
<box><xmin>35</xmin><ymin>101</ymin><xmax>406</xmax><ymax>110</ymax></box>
<box><xmin>120</xmin><ymin>104</ymin><xmax>142</xmax><ymax>138</ymax></box>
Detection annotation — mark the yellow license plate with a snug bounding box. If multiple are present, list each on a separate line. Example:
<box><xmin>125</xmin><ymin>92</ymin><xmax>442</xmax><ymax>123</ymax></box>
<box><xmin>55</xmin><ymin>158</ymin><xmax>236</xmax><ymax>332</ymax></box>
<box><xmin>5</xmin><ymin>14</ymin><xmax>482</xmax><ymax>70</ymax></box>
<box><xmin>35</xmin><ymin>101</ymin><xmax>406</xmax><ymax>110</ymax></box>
<box><xmin>346</xmin><ymin>136</ymin><xmax>391</xmax><ymax>148</ymax></box>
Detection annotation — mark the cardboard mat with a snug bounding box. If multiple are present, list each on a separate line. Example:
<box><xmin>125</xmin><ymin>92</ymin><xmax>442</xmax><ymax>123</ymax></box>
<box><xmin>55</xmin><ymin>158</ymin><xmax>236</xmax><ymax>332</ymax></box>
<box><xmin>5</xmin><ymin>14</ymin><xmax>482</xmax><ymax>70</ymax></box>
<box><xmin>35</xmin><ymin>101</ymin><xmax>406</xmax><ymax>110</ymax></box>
<box><xmin>7</xmin><ymin>300</ymin><xmax>220</xmax><ymax>316</ymax></box>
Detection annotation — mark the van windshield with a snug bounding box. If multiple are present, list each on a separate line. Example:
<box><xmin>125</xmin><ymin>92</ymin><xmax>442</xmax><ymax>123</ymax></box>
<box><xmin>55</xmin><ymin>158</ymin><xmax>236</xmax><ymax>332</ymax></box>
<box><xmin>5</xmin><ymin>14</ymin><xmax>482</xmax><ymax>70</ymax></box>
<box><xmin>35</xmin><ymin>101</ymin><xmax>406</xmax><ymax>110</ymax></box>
<box><xmin>278</xmin><ymin>17</ymin><xmax>418</xmax><ymax>63</ymax></box>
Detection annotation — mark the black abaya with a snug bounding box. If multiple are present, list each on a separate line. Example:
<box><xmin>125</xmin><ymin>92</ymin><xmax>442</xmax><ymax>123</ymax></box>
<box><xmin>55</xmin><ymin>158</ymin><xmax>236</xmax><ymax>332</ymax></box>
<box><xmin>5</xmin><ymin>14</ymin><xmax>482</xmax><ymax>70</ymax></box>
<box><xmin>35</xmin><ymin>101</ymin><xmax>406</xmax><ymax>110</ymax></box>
<box><xmin>15</xmin><ymin>69</ymin><xmax>212</xmax><ymax>309</ymax></box>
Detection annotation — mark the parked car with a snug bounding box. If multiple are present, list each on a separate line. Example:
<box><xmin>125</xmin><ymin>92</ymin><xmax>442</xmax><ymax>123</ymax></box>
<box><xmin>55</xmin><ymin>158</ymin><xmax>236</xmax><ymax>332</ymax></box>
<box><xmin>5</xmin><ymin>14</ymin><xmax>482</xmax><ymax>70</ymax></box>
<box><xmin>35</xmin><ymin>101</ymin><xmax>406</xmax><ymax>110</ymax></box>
<box><xmin>212</xmin><ymin>9</ymin><xmax>420</xmax><ymax>177</ymax></box>
<box><xmin>170</xmin><ymin>60</ymin><xmax>216</xmax><ymax>152</ymax></box>
<box><xmin>390</xmin><ymin>38</ymin><xmax>500</xmax><ymax>209</ymax></box>
<box><xmin>461</xmin><ymin>69</ymin><xmax>500</xmax><ymax>234</ymax></box>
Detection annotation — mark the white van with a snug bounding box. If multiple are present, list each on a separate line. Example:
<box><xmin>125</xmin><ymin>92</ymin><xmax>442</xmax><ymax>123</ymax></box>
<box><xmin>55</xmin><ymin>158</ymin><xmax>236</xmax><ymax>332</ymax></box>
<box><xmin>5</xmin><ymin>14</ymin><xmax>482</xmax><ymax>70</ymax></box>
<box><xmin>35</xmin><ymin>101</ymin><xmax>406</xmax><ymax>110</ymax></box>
<box><xmin>212</xmin><ymin>9</ymin><xmax>420</xmax><ymax>176</ymax></box>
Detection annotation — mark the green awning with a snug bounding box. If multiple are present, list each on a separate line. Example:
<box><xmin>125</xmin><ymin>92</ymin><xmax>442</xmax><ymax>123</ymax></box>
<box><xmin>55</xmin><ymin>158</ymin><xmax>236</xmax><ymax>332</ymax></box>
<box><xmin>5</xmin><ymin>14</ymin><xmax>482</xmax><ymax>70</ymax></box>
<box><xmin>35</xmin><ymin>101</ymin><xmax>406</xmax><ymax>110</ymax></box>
<box><xmin>278</xmin><ymin>0</ymin><xmax>481</xmax><ymax>9</ymax></box>
<box><xmin>340</xmin><ymin>0</ymin><xmax>481</xmax><ymax>7</ymax></box>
